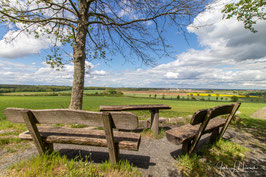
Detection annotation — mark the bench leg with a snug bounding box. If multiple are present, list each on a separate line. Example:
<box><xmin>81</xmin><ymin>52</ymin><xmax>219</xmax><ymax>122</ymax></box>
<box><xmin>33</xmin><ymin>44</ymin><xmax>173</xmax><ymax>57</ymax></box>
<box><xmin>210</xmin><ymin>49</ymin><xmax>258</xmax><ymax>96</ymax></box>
<box><xmin>103</xmin><ymin>112</ymin><xmax>119</xmax><ymax>165</ymax></box>
<box><xmin>218</xmin><ymin>102</ymin><xmax>241</xmax><ymax>140</ymax></box>
<box><xmin>44</xmin><ymin>143</ymin><xmax>54</xmax><ymax>153</ymax></box>
<box><xmin>115</xmin><ymin>143</ymin><xmax>120</xmax><ymax>161</ymax></box>
<box><xmin>209</xmin><ymin>127</ymin><xmax>219</xmax><ymax>144</ymax></box>
<box><xmin>188</xmin><ymin>110</ymin><xmax>212</xmax><ymax>155</ymax></box>
<box><xmin>21</xmin><ymin>111</ymin><xmax>50</xmax><ymax>155</ymax></box>
<box><xmin>150</xmin><ymin>109</ymin><xmax>159</xmax><ymax>136</ymax></box>
<box><xmin>182</xmin><ymin>140</ymin><xmax>191</xmax><ymax>155</ymax></box>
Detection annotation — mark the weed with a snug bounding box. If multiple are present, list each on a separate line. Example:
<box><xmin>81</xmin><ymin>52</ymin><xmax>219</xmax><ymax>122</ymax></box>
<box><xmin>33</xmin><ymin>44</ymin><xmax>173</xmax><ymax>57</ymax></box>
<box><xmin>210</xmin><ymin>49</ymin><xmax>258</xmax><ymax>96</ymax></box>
<box><xmin>0</xmin><ymin>120</ymin><xmax>27</xmax><ymax>132</ymax></box>
<box><xmin>0</xmin><ymin>132</ymin><xmax>20</xmax><ymax>136</ymax></box>
<box><xmin>54</xmin><ymin>124</ymin><xmax>64</xmax><ymax>127</ymax></box>
<box><xmin>7</xmin><ymin>152</ymin><xmax>140</xmax><ymax>177</ymax></box>
<box><xmin>70</xmin><ymin>124</ymin><xmax>87</xmax><ymax>128</ymax></box>
<box><xmin>200</xmin><ymin>139</ymin><xmax>249</xmax><ymax>166</ymax></box>
<box><xmin>176</xmin><ymin>139</ymin><xmax>250</xmax><ymax>176</ymax></box>
<box><xmin>0</xmin><ymin>137</ymin><xmax>22</xmax><ymax>147</ymax></box>
<box><xmin>141</xmin><ymin>128</ymin><xmax>165</xmax><ymax>139</ymax></box>
<box><xmin>177</xmin><ymin>154</ymin><xmax>214</xmax><ymax>176</ymax></box>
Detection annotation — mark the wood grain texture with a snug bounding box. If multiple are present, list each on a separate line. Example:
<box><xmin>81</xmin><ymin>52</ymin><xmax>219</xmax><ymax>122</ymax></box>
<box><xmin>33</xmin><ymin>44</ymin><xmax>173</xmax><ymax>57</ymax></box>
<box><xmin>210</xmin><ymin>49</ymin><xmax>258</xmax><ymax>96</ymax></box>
<box><xmin>209</xmin><ymin>127</ymin><xmax>219</xmax><ymax>144</ymax></box>
<box><xmin>190</xmin><ymin>104</ymin><xmax>236</xmax><ymax>125</ymax></box>
<box><xmin>151</xmin><ymin>110</ymin><xmax>159</xmax><ymax>136</ymax></box>
<box><xmin>188</xmin><ymin>109</ymin><xmax>212</xmax><ymax>154</ymax></box>
<box><xmin>19</xmin><ymin>126</ymin><xmax>141</xmax><ymax>151</ymax></box>
<box><xmin>218</xmin><ymin>102</ymin><xmax>241</xmax><ymax>139</ymax></box>
<box><xmin>182</xmin><ymin>140</ymin><xmax>191</xmax><ymax>154</ymax></box>
<box><xmin>103</xmin><ymin>112</ymin><xmax>119</xmax><ymax>165</ymax></box>
<box><xmin>4</xmin><ymin>108</ymin><xmax>138</xmax><ymax>130</ymax></box>
<box><xmin>21</xmin><ymin>111</ymin><xmax>47</xmax><ymax>154</ymax></box>
<box><xmin>166</xmin><ymin>117</ymin><xmax>226</xmax><ymax>145</ymax></box>
<box><xmin>100</xmin><ymin>104</ymin><xmax>171</xmax><ymax>111</ymax></box>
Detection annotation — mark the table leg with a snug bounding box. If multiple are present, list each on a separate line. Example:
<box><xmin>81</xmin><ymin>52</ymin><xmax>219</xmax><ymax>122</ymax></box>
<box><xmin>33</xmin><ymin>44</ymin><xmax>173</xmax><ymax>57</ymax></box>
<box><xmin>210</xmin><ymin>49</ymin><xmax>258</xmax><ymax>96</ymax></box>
<box><xmin>150</xmin><ymin>109</ymin><xmax>159</xmax><ymax>136</ymax></box>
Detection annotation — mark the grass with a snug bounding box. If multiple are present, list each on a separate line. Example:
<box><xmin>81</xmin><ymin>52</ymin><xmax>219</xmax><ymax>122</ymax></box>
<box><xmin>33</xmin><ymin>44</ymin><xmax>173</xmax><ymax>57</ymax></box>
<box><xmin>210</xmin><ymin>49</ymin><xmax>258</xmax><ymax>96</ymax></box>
<box><xmin>176</xmin><ymin>153</ymin><xmax>212</xmax><ymax>176</ymax></box>
<box><xmin>5</xmin><ymin>141</ymin><xmax>30</xmax><ymax>153</ymax></box>
<box><xmin>176</xmin><ymin>139</ymin><xmax>250</xmax><ymax>176</ymax></box>
<box><xmin>1</xmin><ymin>95</ymin><xmax>265</xmax><ymax>118</ymax></box>
<box><xmin>0</xmin><ymin>137</ymin><xmax>22</xmax><ymax>147</ymax></box>
<box><xmin>0</xmin><ymin>95</ymin><xmax>264</xmax><ymax>176</ymax></box>
<box><xmin>0</xmin><ymin>132</ymin><xmax>20</xmax><ymax>136</ymax></box>
<box><xmin>0</xmin><ymin>119</ymin><xmax>27</xmax><ymax>132</ymax></box>
<box><xmin>0</xmin><ymin>135</ymin><xmax>30</xmax><ymax>153</ymax></box>
<box><xmin>233</xmin><ymin>114</ymin><xmax>266</xmax><ymax>130</ymax></box>
<box><xmin>200</xmin><ymin>139</ymin><xmax>249</xmax><ymax>166</ymax></box>
<box><xmin>0</xmin><ymin>95</ymin><xmax>264</xmax><ymax>144</ymax></box>
<box><xmin>141</xmin><ymin>128</ymin><xmax>165</xmax><ymax>139</ymax></box>
<box><xmin>7</xmin><ymin>152</ymin><xmax>140</xmax><ymax>177</ymax></box>
<box><xmin>70</xmin><ymin>124</ymin><xmax>88</xmax><ymax>128</ymax></box>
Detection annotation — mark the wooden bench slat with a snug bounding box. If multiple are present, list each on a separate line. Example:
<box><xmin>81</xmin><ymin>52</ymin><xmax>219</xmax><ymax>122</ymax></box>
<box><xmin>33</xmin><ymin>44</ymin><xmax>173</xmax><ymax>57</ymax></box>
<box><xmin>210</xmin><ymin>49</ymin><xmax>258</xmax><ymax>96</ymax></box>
<box><xmin>190</xmin><ymin>104</ymin><xmax>235</xmax><ymax>125</ymax></box>
<box><xmin>4</xmin><ymin>108</ymin><xmax>138</xmax><ymax>130</ymax></box>
<box><xmin>100</xmin><ymin>104</ymin><xmax>171</xmax><ymax>111</ymax></box>
<box><xmin>19</xmin><ymin>126</ymin><xmax>141</xmax><ymax>151</ymax></box>
<box><xmin>166</xmin><ymin>117</ymin><xmax>226</xmax><ymax>145</ymax></box>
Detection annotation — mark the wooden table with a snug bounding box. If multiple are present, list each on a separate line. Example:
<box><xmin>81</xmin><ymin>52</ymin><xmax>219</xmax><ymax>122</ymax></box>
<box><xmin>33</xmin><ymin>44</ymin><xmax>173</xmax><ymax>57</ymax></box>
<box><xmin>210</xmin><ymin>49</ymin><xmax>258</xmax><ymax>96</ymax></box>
<box><xmin>100</xmin><ymin>104</ymin><xmax>171</xmax><ymax>136</ymax></box>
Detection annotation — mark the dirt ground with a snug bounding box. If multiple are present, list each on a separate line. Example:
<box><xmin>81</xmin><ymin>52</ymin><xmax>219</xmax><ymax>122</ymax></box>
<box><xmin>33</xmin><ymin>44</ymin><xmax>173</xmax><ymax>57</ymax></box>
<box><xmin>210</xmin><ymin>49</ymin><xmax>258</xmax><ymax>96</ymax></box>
<box><xmin>0</xmin><ymin>124</ymin><xmax>265</xmax><ymax>177</ymax></box>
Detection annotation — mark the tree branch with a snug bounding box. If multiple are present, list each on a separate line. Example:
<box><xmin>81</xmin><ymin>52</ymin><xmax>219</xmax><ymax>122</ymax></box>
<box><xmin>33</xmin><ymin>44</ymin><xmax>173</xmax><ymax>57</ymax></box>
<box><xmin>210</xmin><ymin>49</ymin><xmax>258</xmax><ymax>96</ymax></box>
<box><xmin>87</xmin><ymin>10</ymin><xmax>184</xmax><ymax>26</ymax></box>
<box><xmin>68</xmin><ymin>0</ymin><xmax>80</xmax><ymax>16</ymax></box>
<box><xmin>0</xmin><ymin>11</ymin><xmax>77</xmax><ymax>29</ymax></box>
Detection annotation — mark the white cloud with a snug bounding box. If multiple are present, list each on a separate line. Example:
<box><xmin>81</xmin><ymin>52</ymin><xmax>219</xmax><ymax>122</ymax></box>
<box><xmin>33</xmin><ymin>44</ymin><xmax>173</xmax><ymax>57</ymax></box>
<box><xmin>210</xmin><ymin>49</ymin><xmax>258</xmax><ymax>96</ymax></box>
<box><xmin>91</xmin><ymin>70</ymin><xmax>107</xmax><ymax>75</ymax></box>
<box><xmin>165</xmin><ymin>72</ymin><xmax>179</xmax><ymax>79</ymax></box>
<box><xmin>0</xmin><ymin>0</ymin><xmax>75</xmax><ymax>59</ymax></box>
<box><xmin>0</xmin><ymin>27</ymin><xmax>56</xmax><ymax>59</ymax></box>
<box><xmin>0</xmin><ymin>61</ymin><xmax>107</xmax><ymax>85</ymax></box>
<box><xmin>89</xmin><ymin>0</ymin><xmax>266</xmax><ymax>89</ymax></box>
<box><xmin>1</xmin><ymin>0</ymin><xmax>265</xmax><ymax>89</ymax></box>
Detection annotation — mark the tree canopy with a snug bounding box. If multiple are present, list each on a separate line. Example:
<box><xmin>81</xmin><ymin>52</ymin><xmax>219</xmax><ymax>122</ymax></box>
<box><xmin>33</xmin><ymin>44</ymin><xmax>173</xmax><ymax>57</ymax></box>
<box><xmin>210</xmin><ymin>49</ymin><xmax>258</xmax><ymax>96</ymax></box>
<box><xmin>223</xmin><ymin>0</ymin><xmax>266</xmax><ymax>33</ymax></box>
<box><xmin>0</xmin><ymin>0</ymin><xmax>208</xmax><ymax>109</ymax></box>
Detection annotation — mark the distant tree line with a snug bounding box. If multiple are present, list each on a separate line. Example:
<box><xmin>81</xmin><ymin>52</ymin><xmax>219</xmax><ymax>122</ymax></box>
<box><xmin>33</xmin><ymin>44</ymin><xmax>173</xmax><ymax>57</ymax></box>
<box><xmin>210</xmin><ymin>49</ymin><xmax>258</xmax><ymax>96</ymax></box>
<box><xmin>0</xmin><ymin>85</ymin><xmax>72</xmax><ymax>93</ymax></box>
<box><xmin>247</xmin><ymin>91</ymin><xmax>266</xmax><ymax>97</ymax></box>
<box><xmin>84</xmin><ymin>87</ymin><xmax>106</xmax><ymax>90</ymax></box>
<box><xmin>0</xmin><ymin>85</ymin><xmax>108</xmax><ymax>93</ymax></box>
<box><xmin>0</xmin><ymin>85</ymin><xmax>127</xmax><ymax>96</ymax></box>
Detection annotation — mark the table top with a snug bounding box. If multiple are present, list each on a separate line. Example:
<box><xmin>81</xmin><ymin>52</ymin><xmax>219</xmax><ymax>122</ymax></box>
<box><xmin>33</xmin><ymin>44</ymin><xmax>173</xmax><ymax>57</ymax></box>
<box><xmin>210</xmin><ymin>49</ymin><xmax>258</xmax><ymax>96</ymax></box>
<box><xmin>100</xmin><ymin>104</ymin><xmax>171</xmax><ymax>111</ymax></box>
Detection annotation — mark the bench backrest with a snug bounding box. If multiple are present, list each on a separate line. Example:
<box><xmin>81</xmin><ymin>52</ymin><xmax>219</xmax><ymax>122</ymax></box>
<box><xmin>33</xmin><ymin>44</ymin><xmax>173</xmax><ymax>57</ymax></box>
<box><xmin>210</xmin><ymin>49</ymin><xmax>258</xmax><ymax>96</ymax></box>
<box><xmin>4</xmin><ymin>108</ymin><xmax>138</xmax><ymax>130</ymax></box>
<box><xmin>190</xmin><ymin>103</ymin><xmax>240</xmax><ymax>125</ymax></box>
<box><xmin>188</xmin><ymin>102</ymin><xmax>241</xmax><ymax>154</ymax></box>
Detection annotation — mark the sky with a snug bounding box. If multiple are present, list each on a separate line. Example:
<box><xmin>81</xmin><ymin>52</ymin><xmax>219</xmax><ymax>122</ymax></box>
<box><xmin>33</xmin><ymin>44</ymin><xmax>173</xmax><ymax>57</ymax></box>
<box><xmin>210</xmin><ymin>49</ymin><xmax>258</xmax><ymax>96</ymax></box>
<box><xmin>0</xmin><ymin>0</ymin><xmax>265</xmax><ymax>89</ymax></box>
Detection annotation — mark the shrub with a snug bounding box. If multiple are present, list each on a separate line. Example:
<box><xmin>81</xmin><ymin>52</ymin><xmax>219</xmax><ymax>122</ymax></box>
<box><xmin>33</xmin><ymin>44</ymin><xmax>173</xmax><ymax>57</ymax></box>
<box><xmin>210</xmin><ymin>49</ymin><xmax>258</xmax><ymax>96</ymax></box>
<box><xmin>231</xmin><ymin>96</ymin><xmax>238</xmax><ymax>102</ymax></box>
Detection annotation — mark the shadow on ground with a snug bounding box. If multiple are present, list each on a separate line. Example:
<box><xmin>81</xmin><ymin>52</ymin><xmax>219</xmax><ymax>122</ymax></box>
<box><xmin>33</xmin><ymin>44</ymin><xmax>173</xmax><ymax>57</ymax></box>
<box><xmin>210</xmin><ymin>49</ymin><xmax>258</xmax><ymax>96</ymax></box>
<box><xmin>59</xmin><ymin>149</ymin><xmax>156</xmax><ymax>169</ymax></box>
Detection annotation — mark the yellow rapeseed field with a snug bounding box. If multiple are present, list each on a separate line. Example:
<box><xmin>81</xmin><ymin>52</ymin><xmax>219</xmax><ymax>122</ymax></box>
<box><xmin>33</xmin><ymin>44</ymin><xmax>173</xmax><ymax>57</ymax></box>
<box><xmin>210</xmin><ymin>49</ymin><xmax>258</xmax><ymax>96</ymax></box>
<box><xmin>187</xmin><ymin>93</ymin><xmax>258</xmax><ymax>98</ymax></box>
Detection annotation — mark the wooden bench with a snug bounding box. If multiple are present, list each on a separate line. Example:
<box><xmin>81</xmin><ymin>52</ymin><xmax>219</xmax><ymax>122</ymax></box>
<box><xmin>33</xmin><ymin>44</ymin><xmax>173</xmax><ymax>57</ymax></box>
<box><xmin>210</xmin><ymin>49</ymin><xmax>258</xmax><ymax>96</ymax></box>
<box><xmin>100</xmin><ymin>104</ymin><xmax>171</xmax><ymax>136</ymax></box>
<box><xmin>4</xmin><ymin>108</ymin><xmax>141</xmax><ymax>165</ymax></box>
<box><xmin>166</xmin><ymin>103</ymin><xmax>241</xmax><ymax>155</ymax></box>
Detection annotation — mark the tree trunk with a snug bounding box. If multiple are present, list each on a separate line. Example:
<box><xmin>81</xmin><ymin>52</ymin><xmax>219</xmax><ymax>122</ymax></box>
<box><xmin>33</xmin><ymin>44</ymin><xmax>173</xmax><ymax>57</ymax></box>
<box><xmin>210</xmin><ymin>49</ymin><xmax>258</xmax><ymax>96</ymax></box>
<box><xmin>69</xmin><ymin>0</ymin><xmax>88</xmax><ymax>110</ymax></box>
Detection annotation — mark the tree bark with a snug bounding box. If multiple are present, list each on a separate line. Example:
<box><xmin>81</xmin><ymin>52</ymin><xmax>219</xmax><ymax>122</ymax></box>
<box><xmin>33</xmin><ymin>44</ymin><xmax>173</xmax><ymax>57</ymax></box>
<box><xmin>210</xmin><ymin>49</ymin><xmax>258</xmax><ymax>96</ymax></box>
<box><xmin>69</xmin><ymin>0</ymin><xmax>88</xmax><ymax>110</ymax></box>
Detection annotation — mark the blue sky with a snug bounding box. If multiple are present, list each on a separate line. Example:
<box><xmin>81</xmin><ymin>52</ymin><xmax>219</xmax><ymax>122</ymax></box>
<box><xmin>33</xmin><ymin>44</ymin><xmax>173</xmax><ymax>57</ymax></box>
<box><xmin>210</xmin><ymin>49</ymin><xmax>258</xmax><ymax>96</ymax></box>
<box><xmin>0</xmin><ymin>0</ymin><xmax>265</xmax><ymax>89</ymax></box>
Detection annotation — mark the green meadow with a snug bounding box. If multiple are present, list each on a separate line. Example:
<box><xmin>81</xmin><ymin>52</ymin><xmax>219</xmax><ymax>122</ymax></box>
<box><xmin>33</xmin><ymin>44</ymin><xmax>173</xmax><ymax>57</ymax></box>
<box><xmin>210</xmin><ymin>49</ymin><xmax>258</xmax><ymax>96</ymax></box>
<box><xmin>1</xmin><ymin>95</ymin><xmax>265</xmax><ymax>119</ymax></box>
<box><xmin>1</xmin><ymin>94</ymin><xmax>265</xmax><ymax>176</ymax></box>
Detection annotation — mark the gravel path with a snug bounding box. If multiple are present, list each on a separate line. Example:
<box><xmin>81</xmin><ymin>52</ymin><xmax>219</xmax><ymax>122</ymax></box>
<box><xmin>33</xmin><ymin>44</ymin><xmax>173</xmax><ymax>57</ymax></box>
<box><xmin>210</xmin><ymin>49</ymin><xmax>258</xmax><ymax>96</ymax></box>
<box><xmin>0</xmin><ymin>126</ymin><xmax>265</xmax><ymax>177</ymax></box>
